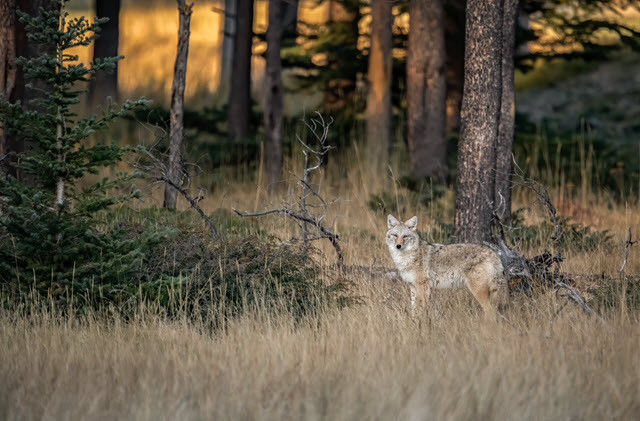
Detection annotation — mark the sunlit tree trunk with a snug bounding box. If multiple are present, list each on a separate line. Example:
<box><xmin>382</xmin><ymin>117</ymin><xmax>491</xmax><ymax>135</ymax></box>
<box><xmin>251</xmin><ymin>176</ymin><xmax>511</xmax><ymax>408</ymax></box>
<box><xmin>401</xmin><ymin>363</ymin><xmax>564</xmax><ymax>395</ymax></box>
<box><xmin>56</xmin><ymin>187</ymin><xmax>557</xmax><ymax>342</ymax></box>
<box><xmin>494</xmin><ymin>0</ymin><xmax>519</xmax><ymax>223</ymax></box>
<box><xmin>407</xmin><ymin>0</ymin><xmax>447</xmax><ymax>180</ymax></box>
<box><xmin>264</xmin><ymin>0</ymin><xmax>284</xmax><ymax>189</ymax></box>
<box><xmin>365</xmin><ymin>0</ymin><xmax>392</xmax><ymax>175</ymax></box>
<box><xmin>89</xmin><ymin>0</ymin><xmax>120</xmax><ymax>108</ymax></box>
<box><xmin>453</xmin><ymin>0</ymin><xmax>503</xmax><ymax>243</ymax></box>
<box><xmin>228</xmin><ymin>0</ymin><xmax>254</xmax><ymax>141</ymax></box>
<box><xmin>164</xmin><ymin>1</ymin><xmax>193</xmax><ymax>210</ymax></box>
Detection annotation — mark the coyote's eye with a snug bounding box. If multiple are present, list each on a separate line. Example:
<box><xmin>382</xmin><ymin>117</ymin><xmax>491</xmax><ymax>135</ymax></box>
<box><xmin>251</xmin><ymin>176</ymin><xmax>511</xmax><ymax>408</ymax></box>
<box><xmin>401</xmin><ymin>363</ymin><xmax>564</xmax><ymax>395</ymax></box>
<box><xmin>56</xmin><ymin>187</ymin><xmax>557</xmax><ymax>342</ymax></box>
<box><xmin>390</xmin><ymin>234</ymin><xmax>397</xmax><ymax>238</ymax></box>
<box><xmin>402</xmin><ymin>235</ymin><xmax>409</xmax><ymax>240</ymax></box>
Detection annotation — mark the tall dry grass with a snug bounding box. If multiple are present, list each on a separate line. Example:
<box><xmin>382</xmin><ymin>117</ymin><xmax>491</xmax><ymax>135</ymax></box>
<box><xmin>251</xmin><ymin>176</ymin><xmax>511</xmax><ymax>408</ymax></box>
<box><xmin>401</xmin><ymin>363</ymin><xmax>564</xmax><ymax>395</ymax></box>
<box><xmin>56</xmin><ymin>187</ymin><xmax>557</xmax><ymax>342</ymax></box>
<box><xmin>2</xmin><ymin>143</ymin><xmax>640</xmax><ymax>419</ymax></box>
<box><xmin>1</xmin><ymin>286</ymin><xmax>639</xmax><ymax>420</ymax></box>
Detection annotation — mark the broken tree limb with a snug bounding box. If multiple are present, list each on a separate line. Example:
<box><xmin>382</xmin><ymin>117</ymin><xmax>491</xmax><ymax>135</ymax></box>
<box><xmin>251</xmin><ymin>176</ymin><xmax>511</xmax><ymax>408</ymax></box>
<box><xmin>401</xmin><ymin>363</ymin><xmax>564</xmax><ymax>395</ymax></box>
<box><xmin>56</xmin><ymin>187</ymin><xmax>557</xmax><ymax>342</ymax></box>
<box><xmin>232</xmin><ymin>207</ymin><xmax>343</xmax><ymax>264</ymax></box>
<box><xmin>619</xmin><ymin>227</ymin><xmax>636</xmax><ymax>275</ymax></box>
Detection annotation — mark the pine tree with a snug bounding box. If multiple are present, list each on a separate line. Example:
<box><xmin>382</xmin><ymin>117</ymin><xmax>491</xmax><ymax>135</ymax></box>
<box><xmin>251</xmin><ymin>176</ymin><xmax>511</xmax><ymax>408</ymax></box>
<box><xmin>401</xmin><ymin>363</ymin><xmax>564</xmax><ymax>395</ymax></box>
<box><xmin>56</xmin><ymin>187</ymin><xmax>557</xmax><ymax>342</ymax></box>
<box><xmin>0</xmin><ymin>0</ymin><xmax>149</xmax><ymax>296</ymax></box>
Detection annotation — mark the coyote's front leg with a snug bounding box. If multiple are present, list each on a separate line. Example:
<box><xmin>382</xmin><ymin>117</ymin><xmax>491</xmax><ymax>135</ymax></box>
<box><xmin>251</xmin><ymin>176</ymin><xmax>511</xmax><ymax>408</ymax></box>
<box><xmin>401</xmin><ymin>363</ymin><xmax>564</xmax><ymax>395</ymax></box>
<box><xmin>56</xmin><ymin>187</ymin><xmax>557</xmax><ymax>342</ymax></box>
<box><xmin>411</xmin><ymin>279</ymin><xmax>431</xmax><ymax>314</ymax></box>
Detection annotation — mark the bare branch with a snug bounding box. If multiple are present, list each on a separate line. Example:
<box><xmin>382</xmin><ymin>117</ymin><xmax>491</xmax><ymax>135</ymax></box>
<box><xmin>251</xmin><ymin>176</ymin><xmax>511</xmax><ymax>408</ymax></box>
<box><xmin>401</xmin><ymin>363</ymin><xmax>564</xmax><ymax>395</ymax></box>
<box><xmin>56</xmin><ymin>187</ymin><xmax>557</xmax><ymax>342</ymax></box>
<box><xmin>619</xmin><ymin>227</ymin><xmax>636</xmax><ymax>275</ymax></box>
<box><xmin>233</xmin><ymin>112</ymin><xmax>343</xmax><ymax>265</ymax></box>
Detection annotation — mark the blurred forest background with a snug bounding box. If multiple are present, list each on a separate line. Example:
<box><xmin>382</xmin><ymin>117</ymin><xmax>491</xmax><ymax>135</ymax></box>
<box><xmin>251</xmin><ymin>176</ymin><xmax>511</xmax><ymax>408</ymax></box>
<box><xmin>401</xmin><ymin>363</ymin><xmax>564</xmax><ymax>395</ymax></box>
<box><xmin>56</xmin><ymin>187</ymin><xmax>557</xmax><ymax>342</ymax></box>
<box><xmin>2</xmin><ymin>2</ymin><xmax>640</xmax><ymax>419</ymax></box>
<box><xmin>55</xmin><ymin>0</ymin><xmax>640</xmax><ymax>194</ymax></box>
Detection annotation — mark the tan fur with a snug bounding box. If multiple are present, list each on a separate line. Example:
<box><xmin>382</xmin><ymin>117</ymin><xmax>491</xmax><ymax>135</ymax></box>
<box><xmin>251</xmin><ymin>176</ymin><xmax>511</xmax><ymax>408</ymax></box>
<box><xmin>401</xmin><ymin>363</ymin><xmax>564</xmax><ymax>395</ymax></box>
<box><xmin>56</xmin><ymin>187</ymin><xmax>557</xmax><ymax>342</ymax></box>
<box><xmin>386</xmin><ymin>215</ymin><xmax>508</xmax><ymax>315</ymax></box>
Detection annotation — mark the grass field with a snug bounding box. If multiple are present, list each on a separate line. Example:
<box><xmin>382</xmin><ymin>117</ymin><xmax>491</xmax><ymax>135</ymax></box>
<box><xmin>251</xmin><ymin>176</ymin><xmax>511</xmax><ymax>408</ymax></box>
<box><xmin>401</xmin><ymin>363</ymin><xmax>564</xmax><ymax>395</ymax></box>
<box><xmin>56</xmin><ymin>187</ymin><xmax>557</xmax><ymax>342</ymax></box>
<box><xmin>1</xmin><ymin>158</ymin><xmax>639</xmax><ymax>419</ymax></box>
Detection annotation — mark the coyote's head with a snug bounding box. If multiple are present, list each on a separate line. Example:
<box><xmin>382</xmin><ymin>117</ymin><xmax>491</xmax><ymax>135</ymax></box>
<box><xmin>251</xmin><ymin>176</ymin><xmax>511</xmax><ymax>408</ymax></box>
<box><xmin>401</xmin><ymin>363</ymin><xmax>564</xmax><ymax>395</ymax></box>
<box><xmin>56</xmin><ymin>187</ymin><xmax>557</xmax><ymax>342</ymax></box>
<box><xmin>386</xmin><ymin>215</ymin><xmax>419</xmax><ymax>253</ymax></box>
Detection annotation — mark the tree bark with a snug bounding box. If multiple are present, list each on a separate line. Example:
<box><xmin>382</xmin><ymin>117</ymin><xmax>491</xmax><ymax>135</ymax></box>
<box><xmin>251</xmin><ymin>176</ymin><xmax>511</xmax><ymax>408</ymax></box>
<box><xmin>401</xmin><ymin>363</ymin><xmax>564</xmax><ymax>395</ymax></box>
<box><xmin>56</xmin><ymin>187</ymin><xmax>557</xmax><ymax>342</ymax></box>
<box><xmin>228</xmin><ymin>0</ymin><xmax>254</xmax><ymax>141</ymax></box>
<box><xmin>452</xmin><ymin>0</ymin><xmax>503</xmax><ymax>243</ymax></box>
<box><xmin>365</xmin><ymin>0</ymin><xmax>393</xmax><ymax>175</ymax></box>
<box><xmin>89</xmin><ymin>0</ymin><xmax>120</xmax><ymax>108</ymax></box>
<box><xmin>444</xmin><ymin>0</ymin><xmax>465</xmax><ymax>133</ymax></box>
<box><xmin>163</xmin><ymin>0</ymin><xmax>193</xmax><ymax>210</ymax></box>
<box><xmin>407</xmin><ymin>0</ymin><xmax>447</xmax><ymax>180</ymax></box>
<box><xmin>264</xmin><ymin>0</ymin><xmax>284</xmax><ymax>189</ymax></box>
<box><xmin>3</xmin><ymin>0</ymin><xmax>58</xmax><ymax>182</ymax></box>
<box><xmin>494</xmin><ymin>0</ymin><xmax>519</xmax><ymax>223</ymax></box>
<box><xmin>0</xmin><ymin>0</ymin><xmax>17</xmax><ymax>165</ymax></box>
<box><xmin>219</xmin><ymin>0</ymin><xmax>236</xmax><ymax>94</ymax></box>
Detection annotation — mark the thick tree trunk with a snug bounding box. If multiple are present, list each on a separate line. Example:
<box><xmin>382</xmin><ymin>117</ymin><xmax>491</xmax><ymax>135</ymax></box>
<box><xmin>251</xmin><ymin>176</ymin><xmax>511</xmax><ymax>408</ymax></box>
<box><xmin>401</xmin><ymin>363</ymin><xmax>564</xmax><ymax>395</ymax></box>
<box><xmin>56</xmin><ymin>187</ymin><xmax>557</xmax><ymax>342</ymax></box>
<box><xmin>365</xmin><ymin>0</ymin><xmax>392</xmax><ymax>175</ymax></box>
<box><xmin>407</xmin><ymin>0</ymin><xmax>447</xmax><ymax>180</ymax></box>
<box><xmin>0</xmin><ymin>0</ymin><xmax>17</xmax><ymax>166</ymax></box>
<box><xmin>163</xmin><ymin>0</ymin><xmax>193</xmax><ymax>210</ymax></box>
<box><xmin>228</xmin><ymin>0</ymin><xmax>254</xmax><ymax>141</ymax></box>
<box><xmin>3</xmin><ymin>0</ymin><xmax>58</xmax><ymax>182</ymax></box>
<box><xmin>264</xmin><ymin>0</ymin><xmax>284</xmax><ymax>189</ymax></box>
<box><xmin>452</xmin><ymin>0</ymin><xmax>503</xmax><ymax>243</ymax></box>
<box><xmin>444</xmin><ymin>0</ymin><xmax>465</xmax><ymax>133</ymax></box>
<box><xmin>494</xmin><ymin>0</ymin><xmax>519</xmax><ymax>223</ymax></box>
<box><xmin>219</xmin><ymin>0</ymin><xmax>236</xmax><ymax>93</ymax></box>
<box><xmin>89</xmin><ymin>0</ymin><xmax>120</xmax><ymax>108</ymax></box>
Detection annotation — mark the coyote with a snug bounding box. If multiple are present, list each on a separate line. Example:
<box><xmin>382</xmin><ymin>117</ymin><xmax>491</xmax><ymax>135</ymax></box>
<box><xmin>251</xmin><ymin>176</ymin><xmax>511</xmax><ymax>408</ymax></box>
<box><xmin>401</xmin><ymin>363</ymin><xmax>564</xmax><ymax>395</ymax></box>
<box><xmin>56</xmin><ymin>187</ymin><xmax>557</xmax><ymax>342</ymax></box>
<box><xmin>386</xmin><ymin>215</ymin><xmax>508</xmax><ymax>314</ymax></box>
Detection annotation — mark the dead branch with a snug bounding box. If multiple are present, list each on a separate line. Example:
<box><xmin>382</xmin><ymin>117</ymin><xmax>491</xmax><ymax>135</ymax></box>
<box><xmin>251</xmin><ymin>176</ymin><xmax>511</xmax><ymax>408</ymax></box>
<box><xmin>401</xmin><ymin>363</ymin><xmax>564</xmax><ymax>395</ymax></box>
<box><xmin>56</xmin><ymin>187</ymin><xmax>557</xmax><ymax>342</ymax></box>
<box><xmin>133</xmin><ymin>142</ymin><xmax>220</xmax><ymax>241</ymax></box>
<box><xmin>233</xmin><ymin>112</ymin><xmax>343</xmax><ymax>265</ymax></box>
<box><xmin>619</xmin><ymin>227</ymin><xmax>636</xmax><ymax>275</ymax></box>
<box><xmin>232</xmin><ymin>207</ymin><xmax>343</xmax><ymax>263</ymax></box>
<box><xmin>492</xmin><ymin>164</ymin><xmax>604</xmax><ymax>322</ymax></box>
<box><xmin>555</xmin><ymin>282</ymin><xmax>605</xmax><ymax>325</ymax></box>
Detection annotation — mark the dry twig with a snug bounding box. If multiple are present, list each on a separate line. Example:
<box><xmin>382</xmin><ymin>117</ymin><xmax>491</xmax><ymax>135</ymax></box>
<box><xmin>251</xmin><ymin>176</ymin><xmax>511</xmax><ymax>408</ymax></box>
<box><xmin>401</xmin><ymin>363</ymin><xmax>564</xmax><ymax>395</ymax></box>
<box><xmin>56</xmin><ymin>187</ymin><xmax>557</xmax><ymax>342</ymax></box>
<box><xmin>234</xmin><ymin>112</ymin><xmax>343</xmax><ymax>265</ymax></box>
<box><xmin>619</xmin><ymin>227</ymin><xmax>636</xmax><ymax>275</ymax></box>
<box><xmin>133</xmin><ymin>140</ymin><xmax>220</xmax><ymax>241</ymax></box>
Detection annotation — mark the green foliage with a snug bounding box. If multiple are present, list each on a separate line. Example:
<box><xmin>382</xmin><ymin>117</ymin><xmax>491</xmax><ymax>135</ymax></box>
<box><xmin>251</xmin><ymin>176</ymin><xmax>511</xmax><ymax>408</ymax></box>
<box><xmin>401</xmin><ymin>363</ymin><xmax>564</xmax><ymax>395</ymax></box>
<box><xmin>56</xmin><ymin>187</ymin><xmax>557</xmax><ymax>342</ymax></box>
<box><xmin>588</xmin><ymin>276</ymin><xmax>640</xmax><ymax>312</ymax></box>
<box><xmin>518</xmin><ymin>0</ymin><xmax>640</xmax><ymax>71</ymax></box>
<box><xmin>0</xmin><ymin>1</ymin><xmax>149</xmax><ymax>296</ymax></box>
<box><xmin>130</xmin><ymin>229</ymin><xmax>351</xmax><ymax>319</ymax></box>
<box><xmin>507</xmin><ymin>210</ymin><xmax>612</xmax><ymax>253</ymax></box>
<box><xmin>367</xmin><ymin>180</ymin><xmax>448</xmax><ymax>215</ymax></box>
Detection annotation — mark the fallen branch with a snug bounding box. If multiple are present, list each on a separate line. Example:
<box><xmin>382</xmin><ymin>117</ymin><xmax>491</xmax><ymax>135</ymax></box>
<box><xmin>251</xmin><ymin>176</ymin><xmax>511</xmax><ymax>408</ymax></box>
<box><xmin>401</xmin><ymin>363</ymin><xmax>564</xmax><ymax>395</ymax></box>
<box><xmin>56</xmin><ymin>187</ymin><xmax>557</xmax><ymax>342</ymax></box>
<box><xmin>619</xmin><ymin>227</ymin><xmax>636</xmax><ymax>275</ymax></box>
<box><xmin>233</xmin><ymin>207</ymin><xmax>343</xmax><ymax>264</ymax></box>
<box><xmin>555</xmin><ymin>282</ymin><xmax>605</xmax><ymax>325</ymax></box>
<box><xmin>493</xmin><ymin>164</ymin><xmax>604</xmax><ymax>322</ymax></box>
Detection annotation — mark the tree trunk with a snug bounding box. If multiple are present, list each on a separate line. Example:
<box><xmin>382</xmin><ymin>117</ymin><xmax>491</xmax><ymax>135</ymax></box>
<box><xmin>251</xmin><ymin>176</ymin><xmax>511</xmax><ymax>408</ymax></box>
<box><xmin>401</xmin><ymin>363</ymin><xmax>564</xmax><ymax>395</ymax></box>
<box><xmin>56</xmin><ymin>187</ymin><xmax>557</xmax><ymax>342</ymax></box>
<box><xmin>264</xmin><ymin>0</ymin><xmax>284</xmax><ymax>189</ymax></box>
<box><xmin>365</xmin><ymin>0</ymin><xmax>393</xmax><ymax>175</ymax></box>
<box><xmin>219</xmin><ymin>0</ymin><xmax>236</xmax><ymax>94</ymax></box>
<box><xmin>407</xmin><ymin>0</ymin><xmax>447</xmax><ymax>180</ymax></box>
<box><xmin>282</xmin><ymin>0</ymin><xmax>297</xmax><ymax>34</ymax></box>
<box><xmin>228</xmin><ymin>0</ymin><xmax>254</xmax><ymax>141</ymax></box>
<box><xmin>494</xmin><ymin>0</ymin><xmax>519</xmax><ymax>223</ymax></box>
<box><xmin>452</xmin><ymin>0</ymin><xmax>503</xmax><ymax>243</ymax></box>
<box><xmin>3</xmin><ymin>0</ymin><xmax>58</xmax><ymax>182</ymax></box>
<box><xmin>89</xmin><ymin>0</ymin><xmax>120</xmax><ymax>108</ymax></box>
<box><xmin>163</xmin><ymin>0</ymin><xmax>193</xmax><ymax>210</ymax></box>
<box><xmin>444</xmin><ymin>0</ymin><xmax>465</xmax><ymax>133</ymax></box>
<box><xmin>323</xmin><ymin>0</ymin><xmax>358</xmax><ymax>111</ymax></box>
<box><xmin>0</xmin><ymin>0</ymin><xmax>17</xmax><ymax>167</ymax></box>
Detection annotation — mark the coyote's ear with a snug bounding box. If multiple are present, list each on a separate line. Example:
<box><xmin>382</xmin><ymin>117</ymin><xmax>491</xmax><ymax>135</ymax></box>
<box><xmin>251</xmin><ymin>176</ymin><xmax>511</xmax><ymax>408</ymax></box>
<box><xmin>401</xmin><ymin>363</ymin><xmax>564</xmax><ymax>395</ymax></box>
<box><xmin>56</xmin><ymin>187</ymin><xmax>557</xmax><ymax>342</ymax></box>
<box><xmin>387</xmin><ymin>215</ymin><xmax>399</xmax><ymax>229</ymax></box>
<box><xmin>405</xmin><ymin>216</ymin><xmax>418</xmax><ymax>231</ymax></box>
